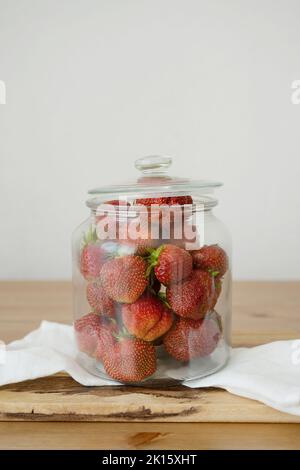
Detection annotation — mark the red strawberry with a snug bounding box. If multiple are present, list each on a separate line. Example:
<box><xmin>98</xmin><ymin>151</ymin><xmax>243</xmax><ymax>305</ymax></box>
<box><xmin>100</xmin><ymin>255</ymin><xmax>148</xmax><ymax>303</ymax></box>
<box><xmin>86</xmin><ymin>281</ymin><xmax>115</xmax><ymax>317</ymax></box>
<box><xmin>163</xmin><ymin>315</ymin><xmax>221</xmax><ymax>362</ymax></box>
<box><xmin>169</xmin><ymin>195</ymin><xmax>193</xmax><ymax>205</ymax></box>
<box><xmin>80</xmin><ymin>243</ymin><xmax>105</xmax><ymax>280</ymax></box>
<box><xmin>102</xmin><ymin>337</ymin><xmax>156</xmax><ymax>383</ymax></box>
<box><xmin>148</xmin><ymin>244</ymin><xmax>193</xmax><ymax>286</ymax></box>
<box><xmin>104</xmin><ymin>200</ymin><xmax>130</xmax><ymax>206</ymax></box>
<box><xmin>74</xmin><ymin>312</ymin><xmax>100</xmax><ymax>356</ymax></box>
<box><xmin>94</xmin><ymin>320</ymin><xmax>117</xmax><ymax>360</ymax></box>
<box><xmin>79</xmin><ymin>227</ymin><xmax>105</xmax><ymax>280</ymax></box>
<box><xmin>136</xmin><ymin>196</ymin><xmax>170</xmax><ymax>206</ymax></box>
<box><xmin>191</xmin><ymin>244</ymin><xmax>228</xmax><ymax>277</ymax></box>
<box><xmin>74</xmin><ymin>313</ymin><xmax>116</xmax><ymax>359</ymax></box>
<box><xmin>166</xmin><ymin>270</ymin><xmax>214</xmax><ymax>319</ymax></box>
<box><xmin>122</xmin><ymin>294</ymin><xmax>173</xmax><ymax>341</ymax></box>
<box><xmin>136</xmin><ymin>195</ymin><xmax>193</xmax><ymax>206</ymax></box>
<box><xmin>136</xmin><ymin>196</ymin><xmax>193</xmax><ymax>229</ymax></box>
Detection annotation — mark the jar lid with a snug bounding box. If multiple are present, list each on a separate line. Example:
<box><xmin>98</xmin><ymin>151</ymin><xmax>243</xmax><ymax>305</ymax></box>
<box><xmin>88</xmin><ymin>156</ymin><xmax>222</xmax><ymax>201</ymax></box>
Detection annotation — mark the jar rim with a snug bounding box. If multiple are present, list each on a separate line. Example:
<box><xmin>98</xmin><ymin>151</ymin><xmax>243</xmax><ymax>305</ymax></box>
<box><xmin>86</xmin><ymin>195</ymin><xmax>218</xmax><ymax>212</ymax></box>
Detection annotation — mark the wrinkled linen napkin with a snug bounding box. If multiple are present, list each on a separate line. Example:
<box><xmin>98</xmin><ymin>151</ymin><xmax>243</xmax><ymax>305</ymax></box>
<box><xmin>1</xmin><ymin>321</ymin><xmax>300</xmax><ymax>416</ymax></box>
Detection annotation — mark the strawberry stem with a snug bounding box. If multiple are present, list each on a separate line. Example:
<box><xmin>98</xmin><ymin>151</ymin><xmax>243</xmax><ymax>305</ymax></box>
<box><xmin>112</xmin><ymin>327</ymin><xmax>132</xmax><ymax>341</ymax></box>
<box><xmin>146</xmin><ymin>244</ymin><xmax>165</xmax><ymax>278</ymax></box>
<box><xmin>157</xmin><ymin>291</ymin><xmax>171</xmax><ymax>309</ymax></box>
<box><xmin>209</xmin><ymin>269</ymin><xmax>220</xmax><ymax>277</ymax></box>
<box><xmin>82</xmin><ymin>226</ymin><xmax>98</xmax><ymax>247</ymax></box>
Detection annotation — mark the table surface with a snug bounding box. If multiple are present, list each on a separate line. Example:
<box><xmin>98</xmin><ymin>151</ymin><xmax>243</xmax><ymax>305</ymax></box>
<box><xmin>0</xmin><ymin>281</ymin><xmax>300</xmax><ymax>450</ymax></box>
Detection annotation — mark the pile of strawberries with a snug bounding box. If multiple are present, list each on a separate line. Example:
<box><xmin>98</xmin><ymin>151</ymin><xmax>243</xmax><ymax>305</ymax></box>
<box><xmin>74</xmin><ymin>196</ymin><xmax>228</xmax><ymax>383</ymax></box>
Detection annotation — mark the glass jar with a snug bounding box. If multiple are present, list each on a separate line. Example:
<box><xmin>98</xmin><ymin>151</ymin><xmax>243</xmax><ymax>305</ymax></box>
<box><xmin>72</xmin><ymin>156</ymin><xmax>231</xmax><ymax>385</ymax></box>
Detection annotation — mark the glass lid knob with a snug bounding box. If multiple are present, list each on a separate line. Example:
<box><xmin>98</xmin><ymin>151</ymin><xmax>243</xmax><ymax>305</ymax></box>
<box><xmin>135</xmin><ymin>155</ymin><xmax>172</xmax><ymax>174</ymax></box>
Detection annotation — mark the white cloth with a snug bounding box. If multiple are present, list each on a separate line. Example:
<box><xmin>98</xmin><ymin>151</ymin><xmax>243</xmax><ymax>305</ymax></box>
<box><xmin>1</xmin><ymin>321</ymin><xmax>300</xmax><ymax>416</ymax></box>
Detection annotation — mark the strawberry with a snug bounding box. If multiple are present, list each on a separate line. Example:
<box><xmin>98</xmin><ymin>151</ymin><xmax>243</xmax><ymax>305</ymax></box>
<box><xmin>94</xmin><ymin>319</ymin><xmax>118</xmax><ymax>360</ymax></box>
<box><xmin>163</xmin><ymin>315</ymin><xmax>221</xmax><ymax>362</ymax></box>
<box><xmin>74</xmin><ymin>313</ymin><xmax>116</xmax><ymax>359</ymax></box>
<box><xmin>122</xmin><ymin>294</ymin><xmax>173</xmax><ymax>342</ymax></box>
<box><xmin>103</xmin><ymin>200</ymin><xmax>130</xmax><ymax>206</ymax></box>
<box><xmin>79</xmin><ymin>227</ymin><xmax>108</xmax><ymax>280</ymax></box>
<box><xmin>136</xmin><ymin>196</ymin><xmax>193</xmax><ymax>206</ymax></box>
<box><xmin>74</xmin><ymin>312</ymin><xmax>101</xmax><ymax>356</ymax></box>
<box><xmin>136</xmin><ymin>196</ymin><xmax>172</xmax><ymax>206</ymax></box>
<box><xmin>136</xmin><ymin>196</ymin><xmax>193</xmax><ymax>230</ymax></box>
<box><xmin>166</xmin><ymin>270</ymin><xmax>214</xmax><ymax>319</ymax></box>
<box><xmin>102</xmin><ymin>337</ymin><xmax>156</xmax><ymax>383</ymax></box>
<box><xmin>191</xmin><ymin>244</ymin><xmax>228</xmax><ymax>277</ymax></box>
<box><xmin>86</xmin><ymin>281</ymin><xmax>115</xmax><ymax>317</ymax></box>
<box><xmin>80</xmin><ymin>243</ymin><xmax>105</xmax><ymax>280</ymax></box>
<box><xmin>100</xmin><ymin>255</ymin><xmax>148</xmax><ymax>303</ymax></box>
<box><xmin>147</xmin><ymin>244</ymin><xmax>193</xmax><ymax>286</ymax></box>
<box><xmin>169</xmin><ymin>195</ymin><xmax>193</xmax><ymax>205</ymax></box>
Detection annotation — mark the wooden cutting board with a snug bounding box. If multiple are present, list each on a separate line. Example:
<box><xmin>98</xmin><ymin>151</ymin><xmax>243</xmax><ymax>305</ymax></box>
<box><xmin>0</xmin><ymin>373</ymin><xmax>299</xmax><ymax>423</ymax></box>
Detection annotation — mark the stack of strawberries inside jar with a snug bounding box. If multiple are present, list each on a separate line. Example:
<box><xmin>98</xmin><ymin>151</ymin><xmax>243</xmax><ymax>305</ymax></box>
<box><xmin>72</xmin><ymin>156</ymin><xmax>231</xmax><ymax>384</ymax></box>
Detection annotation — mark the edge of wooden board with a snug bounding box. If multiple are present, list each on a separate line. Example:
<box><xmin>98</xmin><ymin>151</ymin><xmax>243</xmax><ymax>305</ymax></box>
<box><xmin>0</xmin><ymin>376</ymin><xmax>299</xmax><ymax>423</ymax></box>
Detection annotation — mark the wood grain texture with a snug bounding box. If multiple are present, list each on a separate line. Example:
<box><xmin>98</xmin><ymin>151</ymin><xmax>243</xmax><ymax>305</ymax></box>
<box><xmin>0</xmin><ymin>281</ymin><xmax>300</xmax><ymax>449</ymax></box>
<box><xmin>0</xmin><ymin>375</ymin><xmax>299</xmax><ymax>423</ymax></box>
<box><xmin>1</xmin><ymin>422</ymin><xmax>300</xmax><ymax>450</ymax></box>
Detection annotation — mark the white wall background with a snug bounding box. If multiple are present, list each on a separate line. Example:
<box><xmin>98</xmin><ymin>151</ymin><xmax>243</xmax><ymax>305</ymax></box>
<box><xmin>0</xmin><ymin>0</ymin><xmax>300</xmax><ymax>280</ymax></box>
